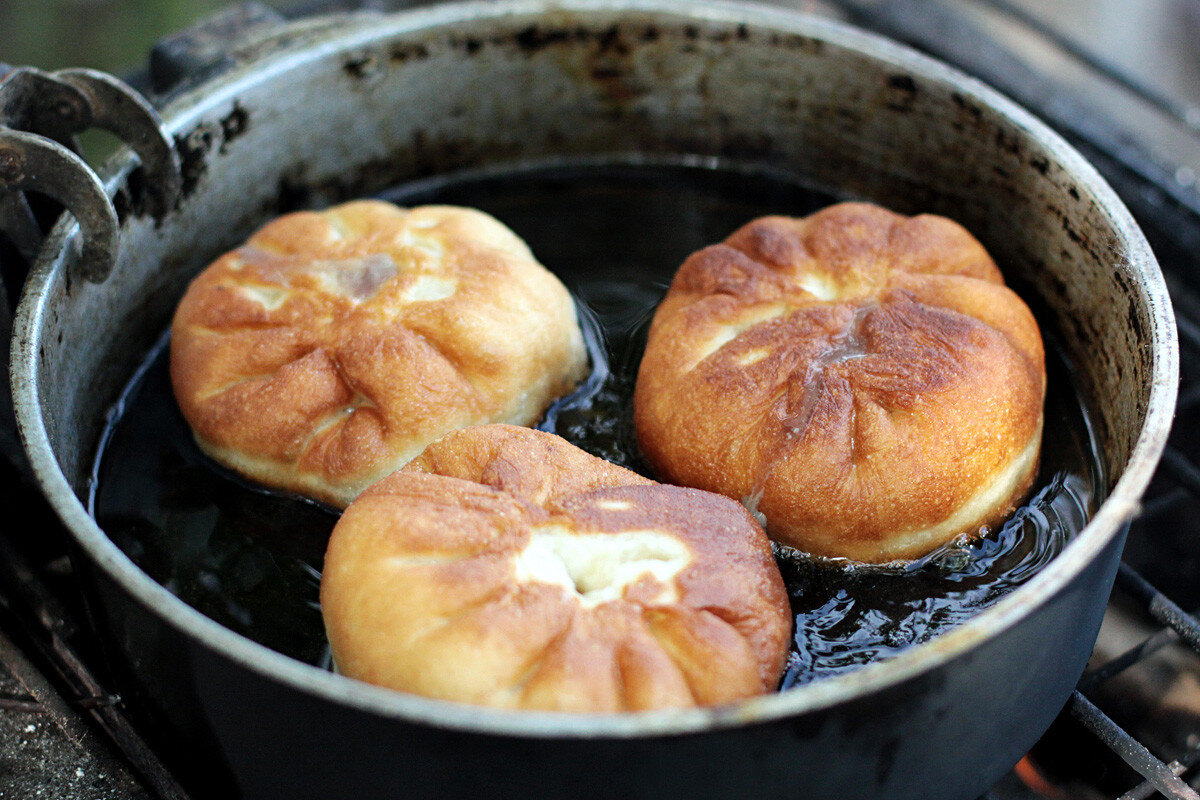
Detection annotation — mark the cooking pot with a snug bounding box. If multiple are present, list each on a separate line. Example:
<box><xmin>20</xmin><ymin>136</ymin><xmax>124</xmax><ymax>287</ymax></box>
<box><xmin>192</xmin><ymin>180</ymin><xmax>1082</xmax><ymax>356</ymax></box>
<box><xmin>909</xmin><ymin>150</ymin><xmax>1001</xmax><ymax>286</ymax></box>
<box><xmin>0</xmin><ymin>2</ymin><xmax>1178</xmax><ymax>798</ymax></box>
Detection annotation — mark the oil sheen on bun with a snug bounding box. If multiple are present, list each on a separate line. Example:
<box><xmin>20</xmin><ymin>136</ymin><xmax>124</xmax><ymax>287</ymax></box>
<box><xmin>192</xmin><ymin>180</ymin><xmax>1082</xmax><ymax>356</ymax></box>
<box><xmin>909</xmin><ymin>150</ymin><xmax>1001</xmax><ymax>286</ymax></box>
<box><xmin>170</xmin><ymin>201</ymin><xmax>587</xmax><ymax>507</ymax></box>
<box><xmin>634</xmin><ymin>202</ymin><xmax>1046</xmax><ymax>563</ymax></box>
<box><xmin>320</xmin><ymin>424</ymin><xmax>792</xmax><ymax>712</ymax></box>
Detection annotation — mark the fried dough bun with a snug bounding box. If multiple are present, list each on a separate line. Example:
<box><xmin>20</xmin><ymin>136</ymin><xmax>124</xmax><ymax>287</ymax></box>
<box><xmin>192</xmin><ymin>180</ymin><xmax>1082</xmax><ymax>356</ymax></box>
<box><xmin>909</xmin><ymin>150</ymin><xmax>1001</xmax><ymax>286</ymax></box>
<box><xmin>170</xmin><ymin>201</ymin><xmax>587</xmax><ymax>507</ymax></box>
<box><xmin>634</xmin><ymin>202</ymin><xmax>1045</xmax><ymax>563</ymax></box>
<box><xmin>321</xmin><ymin>424</ymin><xmax>792</xmax><ymax>712</ymax></box>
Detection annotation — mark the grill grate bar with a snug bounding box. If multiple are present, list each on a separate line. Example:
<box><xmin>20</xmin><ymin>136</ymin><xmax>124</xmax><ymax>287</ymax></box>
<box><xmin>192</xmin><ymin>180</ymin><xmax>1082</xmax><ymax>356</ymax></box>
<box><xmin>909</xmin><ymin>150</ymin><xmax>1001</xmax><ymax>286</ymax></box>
<box><xmin>0</xmin><ymin>531</ymin><xmax>191</xmax><ymax>800</ymax></box>
<box><xmin>1069</xmin><ymin>691</ymin><xmax>1200</xmax><ymax>800</ymax></box>
<box><xmin>1115</xmin><ymin>563</ymin><xmax>1200</xmax><ymax>653</ymax></box>
<box><xmin>1117</xmin><ymin>745</ymin><xmax>1200</xmax><ymax>800</ymax></box>
<box><xmin>1079</xmin><ymin>625</ymin><xmax>1179</xmax><ymax>692</ymax></box>
<box><xmin>1071</xmin><ymin>556</ymin><xmax>1200</xmax><ymax>800</ymax></box>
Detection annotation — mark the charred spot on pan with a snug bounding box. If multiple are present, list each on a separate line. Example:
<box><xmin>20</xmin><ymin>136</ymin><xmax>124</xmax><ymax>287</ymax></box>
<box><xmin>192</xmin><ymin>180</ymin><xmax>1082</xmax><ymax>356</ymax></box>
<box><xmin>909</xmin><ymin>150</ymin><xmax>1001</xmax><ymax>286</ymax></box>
<box><xmin>342</xmin><ymin>55</ymin><xmax>374</xmax><ymax>80</ymax></box>
<box><xmin>1068</xmin><ymin>185</ymin><xmax>1081</xmax><ymax>201</ymax></box>
<box><xmin>175</xmin><ymin>124</ymin><xmax>217</xmax><ymax>198</ymax></box>
<box><xmin>1045</xmin><ymin>201</ymin><xmax>1068</xmax><ymax>227</ymax></box>
<box><xmin>884</xmin><ymin>74</ymin><xmax>919</xmax><ymax>112</ymax></box>
<box><xmin>588</xmin><ymin>57</ymin><xmax>635</xmax><ymax>104</ymax></box>
<box><xmin>1125</xmin><ymin>291</ymin><xmax>1145</xmax><ymax>344</ymax></box>
<box><xmin>218</xmin><ymin>104</ymin><xmax>249</xmax><ymax>153</ymax></box>
<box><xmin>389</xmin><ymin>43</ymin><xmax>429</xmax><ymax>64</ymax></box>
<box><xmin>124</xmin><ymin>166</ymin><xmax>158</xmax><ymax>221</ymax></box>
<box><xmin>104</xmin><ymin>162</ymin><xmax>158</xmax><ymax>222</ymax></box>
<box><xmin>174</xmin><ymin>108</ymin><xmax>248</xmax><ymax>195</ymax></box>
<box><xmin>638</xmin><ymin>25</ymin><xmax>661</xmax><ymax>43</ymax></box>
<box><xmin>994</xmin><ymin>127</ymin><xmax>1022</xmax><ymax>156</ymax></box>
<box><xmin>1029</xmin><ymin>155</ymin><xmax>1051</xmax><ymax>177</ymax></box>
<box><xmin>596</xmin><ymin>24</ymin><xmax>627</xmax><ymax>54</ymax></box>
<box><xmin>514</xmin><ymin>25</ymin><xmax>577</xmax><ymax>53</ymax></box>
<box><xmin>767</xmin><ymin>32</ymin><xmax>824</xmax><ymax>53</ymax></box>
<box><xmin>1060</xmin><ymin>215</ymin><xmax>1090</xmax><ymax>251</ymax></box>
<box><xmin>951</xmin><ymin>92</ymin><xmax>984</xmax><ymax>120</ymax></box>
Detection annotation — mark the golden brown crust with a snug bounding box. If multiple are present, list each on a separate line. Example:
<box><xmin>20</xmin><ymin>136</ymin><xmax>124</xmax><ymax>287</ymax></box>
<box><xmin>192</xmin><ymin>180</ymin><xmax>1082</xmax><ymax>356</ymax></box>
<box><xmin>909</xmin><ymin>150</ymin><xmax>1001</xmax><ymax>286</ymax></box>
<box><xmin>320</xmin><ymin>424</ymin><xmax>792</xmax><ymax>712</ymax></box>
<box><xmin>170</xmin><ymin>201</ymin><xmax>587</xmax><ymax>507</ymax></box>
<box><xmin>634</xmin><ymin>203</ymin><xmax>1046</xmax><ymax>563</ymax></box>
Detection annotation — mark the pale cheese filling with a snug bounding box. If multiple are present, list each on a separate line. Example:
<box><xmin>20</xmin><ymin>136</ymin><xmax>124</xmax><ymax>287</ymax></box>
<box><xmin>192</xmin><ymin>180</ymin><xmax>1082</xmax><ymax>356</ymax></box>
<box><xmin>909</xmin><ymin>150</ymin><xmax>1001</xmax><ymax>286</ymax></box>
<box><xmin>512</xmin><ymin>525</ymin><xmax>692</xmax><ymax>608</ymax></box>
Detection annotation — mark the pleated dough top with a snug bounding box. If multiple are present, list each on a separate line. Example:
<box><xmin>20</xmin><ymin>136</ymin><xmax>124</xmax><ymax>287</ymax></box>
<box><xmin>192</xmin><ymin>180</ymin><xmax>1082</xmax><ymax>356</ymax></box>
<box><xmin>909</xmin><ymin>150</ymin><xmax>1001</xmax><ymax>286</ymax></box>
<box><xmin>321</xmin><ymin>424</ymin><xmax>792</xmax><ymax>712</ymax></box>
<box><xmin>634</xmin><ymin>203</ymin><xmax>1045</xmax><ymax>563</ymax></box>
<box><xmin>171</xmin><ymin>201</ymin><xmax>587</xmax><ymax>507</ymax></box>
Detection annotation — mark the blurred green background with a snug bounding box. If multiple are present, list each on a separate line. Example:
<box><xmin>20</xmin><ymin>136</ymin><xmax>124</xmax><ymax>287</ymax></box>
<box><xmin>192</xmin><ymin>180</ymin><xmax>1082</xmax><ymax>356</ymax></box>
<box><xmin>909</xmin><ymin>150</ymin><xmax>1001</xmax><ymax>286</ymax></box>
<box><xmin>0</xmin><ymin>0</ymin><xmax>295</xmax><ymax>73</ymax></box>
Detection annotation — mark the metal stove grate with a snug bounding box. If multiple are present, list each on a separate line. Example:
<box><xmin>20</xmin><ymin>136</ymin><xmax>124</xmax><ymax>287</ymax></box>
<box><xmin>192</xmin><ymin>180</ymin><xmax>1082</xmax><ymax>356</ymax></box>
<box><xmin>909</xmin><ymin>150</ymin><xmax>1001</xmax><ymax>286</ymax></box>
<box><xmin>1065</xmin><ymin>563</ymin><xmax>1200</xmax><ymax>800</ymax></box>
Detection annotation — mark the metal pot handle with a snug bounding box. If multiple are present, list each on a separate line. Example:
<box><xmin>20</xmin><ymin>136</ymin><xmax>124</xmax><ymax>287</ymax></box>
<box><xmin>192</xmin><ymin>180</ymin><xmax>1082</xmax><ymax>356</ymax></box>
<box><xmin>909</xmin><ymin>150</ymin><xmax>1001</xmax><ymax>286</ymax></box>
<box><xmin>0</xmin><ymin>65</ymin><xmax>181</xmax><ymax>284</ymax></box>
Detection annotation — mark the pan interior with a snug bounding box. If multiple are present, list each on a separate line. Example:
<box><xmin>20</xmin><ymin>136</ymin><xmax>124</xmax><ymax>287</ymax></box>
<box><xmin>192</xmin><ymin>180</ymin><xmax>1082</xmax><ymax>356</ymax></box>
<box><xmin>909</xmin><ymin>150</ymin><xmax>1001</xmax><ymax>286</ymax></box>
<box><xmin>87</xmin><ymin>157</ymin><xmax>1103</xmax><ymax>685</ymax></box>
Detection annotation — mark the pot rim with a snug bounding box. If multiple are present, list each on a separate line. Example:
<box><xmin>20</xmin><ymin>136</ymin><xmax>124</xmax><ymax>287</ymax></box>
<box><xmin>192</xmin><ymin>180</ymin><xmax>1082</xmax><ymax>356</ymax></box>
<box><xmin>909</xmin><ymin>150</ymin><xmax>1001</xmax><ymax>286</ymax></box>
<box><xmin>11</xmin><ymin>0</ymin><xmax>1180</xmax><ymax>738</ymax></box>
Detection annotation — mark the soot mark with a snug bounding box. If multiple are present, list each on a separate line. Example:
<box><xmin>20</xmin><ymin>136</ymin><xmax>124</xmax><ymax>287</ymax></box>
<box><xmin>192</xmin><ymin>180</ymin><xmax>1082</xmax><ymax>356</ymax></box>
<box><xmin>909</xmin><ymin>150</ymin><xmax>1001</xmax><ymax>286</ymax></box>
<box><xmin>885</xmin><ymin>74</ymin><xmax>919</xmax><ymax>113</ymax></box>
<box><xmin>767</xmin><ymin>32</ymin><xmax>825</xmax><ymax>53</ymax></box>
<box><xmin>389</xmin><ymin>43</ymin><xmax>430</xmax><ymax>64</ymax></box>
<box><xmin>513</xmin><ymin>26</ymin><xmax>580</xmax><ymax>53</ymax></box>
<box><xmin>342</xmin><ymin>55</ymin><xmax>374</xmax><ymax>79</ymax></box>
<box><xmin>175</xmin><ymin>104</ymin><xmax>250</xmax><ymax>197</ymax></box>
<box><xmin>994</xmin><ymin>127</ymin><xmax>1022</xmax><ymax>157</ymax></box>
<box><xmin>175</xmin><ymin>125</ymin><xmax>216</xmax><ymax>198</ymax></box>
<box><xmin>219</xmin><ymin>104</ymin><xmax>249</xmax><ymax>153</ymax></box>
<box><xmin>951</xmin><ymin>92</ymin><xmax>984</xmax><ymax>119</ymax></box>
